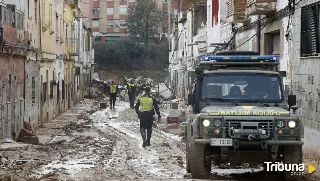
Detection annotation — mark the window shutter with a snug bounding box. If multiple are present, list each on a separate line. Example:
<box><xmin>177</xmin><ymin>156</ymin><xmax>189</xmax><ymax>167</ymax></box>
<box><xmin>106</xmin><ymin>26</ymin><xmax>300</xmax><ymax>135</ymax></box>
<box><xmin>307</xmin><ymin>8</ymin><xmax>317</xmax><ymax>55</ymax></box>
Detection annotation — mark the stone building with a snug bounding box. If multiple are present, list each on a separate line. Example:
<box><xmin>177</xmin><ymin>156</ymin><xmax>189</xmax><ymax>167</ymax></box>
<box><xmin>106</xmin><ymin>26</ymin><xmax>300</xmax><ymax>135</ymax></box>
<box><xmin>0</xmin><ymin>0</ymin><xmax>29</xmax><ymax>139</ymax></box>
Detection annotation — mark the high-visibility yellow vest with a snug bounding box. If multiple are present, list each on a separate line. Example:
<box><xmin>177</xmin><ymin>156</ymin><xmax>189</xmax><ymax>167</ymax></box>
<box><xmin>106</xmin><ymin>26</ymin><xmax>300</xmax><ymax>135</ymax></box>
<box><xmin>128</xmin><ymin>83</ymin><xmax>135</xmax><ymax>87</ymax></box>
<box><xmin>110</xmin><ymin>84</ymin><xmax>117</xmax><ymax>93</ymax></box>
<box><xmin>139</xmin><ymin>96</ymin><xmax>153</xmax><ymax>112</ymax></box>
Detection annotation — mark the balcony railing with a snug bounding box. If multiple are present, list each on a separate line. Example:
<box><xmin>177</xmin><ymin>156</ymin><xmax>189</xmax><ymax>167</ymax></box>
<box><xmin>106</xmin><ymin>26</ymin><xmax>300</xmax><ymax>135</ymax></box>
<box><xmin>245</xmin><ymin>0</ymin><xmax>277</xmax><ymax>16</ymax></box>
<box><xmin>227</xmin><ymin>0</ymin><xmax>250</xmax><ymax>23</ymax></box>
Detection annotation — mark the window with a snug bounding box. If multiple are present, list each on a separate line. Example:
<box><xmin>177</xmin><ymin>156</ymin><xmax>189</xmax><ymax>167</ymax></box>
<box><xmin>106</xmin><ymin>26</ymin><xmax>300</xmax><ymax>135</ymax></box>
<box><xmin>56</xmin><ymin>13</ymin><xmax>59</xmax><ymax>37</ymax></box>
<box><xmin>50</xmin><ymin>81</ymin><xmax>53</xmax><ymax>99</ymax></box>
<box><xmin>57</xmin><ymin>81</ymin><xmax>59</xmax><ymax>103</ymax></box>
<box><xmin>43</xmin><ymin>82</ymin><xmax>47</xmax><ymax>102</ymax></box>
<box><xmin>93</xmin><ymin>20</ymin><xmax>99</xmax><ymax>28</ymax></box>
<box><xmin>107</xmin><ymin>8</ymin><xmax>113</xmax><ymax>15</ymax></box>
<box><xmin>301</xmin><ymin>4</ymin><xmax>320</xmax><ymax>57</ymax></box>
<box><xmin>107</xmin><ymin>22</ymin><xmax>114</xmax><ymax>28</ymax></box>
<box><xmin>27</xmin><ymin>0</ymin><xmax>31</xmax><ymax>18</ymax></box>
<box><xmin>62</xmin><ymin>80</ymin><xmax>65</xmax><ymax>101</ymax></box>
<box><xmin>265</xmin><ymin>31</ymin><xmax>280</xmax><ymax>55</ymax></box>
<box><xmin>34</xmin><ymin>0</ymin><xmax>37</xmax><ymax>22</ymax></box>
<box><xmin>49</xmin><ymin>4</ymin><xmax>52</xmax><ymax>31</ymax></box>
<box><xmin>42</xmin><ymin>0</ymin><xmax>45</xmax><ymax>26</ymax></box>
<box><xmin>92</xmin><ymin>8</ymin><xmax>100</xmax><ymax>14</ymax></box>
<box><xmin>31</xmin><ymin>77</ymin><xmax>35</xmax><ymax>105</ymax></box>
<box><xmin>95</xmin><ymin>36</ymin><xmax>102</xmax><ymax>41</ymax></box>
<box><xmin>201</xmin><ymin>74</ymin><xmax>283</xmax><ymax>102</ymax></box>
<box><xmin>119</xmin><ymin>5</ymin><xmax>127</xmax><ymax>15</ymax></box>
<box><xmin>164</xmin><ymin>0</ymin><xmax>168</xmax><ymax>2</ymax></box>
<box><xmin>105</xmin><ymin>36</ymin><xmax>120</xmax><ymax>41</ymax></box>
<box><xmin>65</xmin><ymin>23</ymin><xmax>68</xmax><ymax>45</ymax></box>
<box><xmin>119</xmin><ymin>21</ymin><xmax>127</xmax><ymax>28</ymax></box>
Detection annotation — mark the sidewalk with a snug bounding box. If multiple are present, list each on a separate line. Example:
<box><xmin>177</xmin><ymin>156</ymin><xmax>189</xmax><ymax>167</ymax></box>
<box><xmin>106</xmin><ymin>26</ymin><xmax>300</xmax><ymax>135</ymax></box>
<box><xmin>0</xmin><ymin>99</ymin><xmax>99</xmax><ymax>180</ymax></box>
<box><xmin>36</xmin><ymin>100</ymin><xmax>93</xmax><ymax>145</ymax></box>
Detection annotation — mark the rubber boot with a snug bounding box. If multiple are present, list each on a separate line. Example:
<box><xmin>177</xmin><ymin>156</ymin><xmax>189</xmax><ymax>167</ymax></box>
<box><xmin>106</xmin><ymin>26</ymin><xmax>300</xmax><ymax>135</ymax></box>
<box><xmin>146</xmin><ymin>128</ymin><xmax>152</xmax><ymax>146</ymax></box>
<box><xmin>140</xmin><ymin>128</ymin><xmax>147</xmax><ymax>147</ymax></box>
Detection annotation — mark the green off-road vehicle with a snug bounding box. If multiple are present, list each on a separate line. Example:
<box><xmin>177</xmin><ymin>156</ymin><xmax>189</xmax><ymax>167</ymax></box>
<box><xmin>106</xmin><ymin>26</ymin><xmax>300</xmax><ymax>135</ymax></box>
<box><xmin>185</xmin><ymin>51</ymin><xmax>304</xmax><ymax>180</ymax></box>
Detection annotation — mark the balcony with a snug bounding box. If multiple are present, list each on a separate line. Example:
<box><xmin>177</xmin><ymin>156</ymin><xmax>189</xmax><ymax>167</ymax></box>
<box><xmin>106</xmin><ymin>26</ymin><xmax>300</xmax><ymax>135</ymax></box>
<box><xmin>227</xmin><ymin>0</ymin><xmax>250</xmax><ymax>23</ymax></box>
<box><xmin>245</xmin><ymin>0</ymin><xmax>277</xmax><ymax>16</ymax></box>
<box><xmin>183</xmin><ymin>0</ymin><xmax>206</xmax><ymax>6</ymax></box>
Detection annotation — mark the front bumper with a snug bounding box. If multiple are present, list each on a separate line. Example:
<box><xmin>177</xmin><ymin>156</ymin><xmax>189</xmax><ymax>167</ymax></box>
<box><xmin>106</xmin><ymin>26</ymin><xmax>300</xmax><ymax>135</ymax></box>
<box><xmin>195</xmin><ymin>138</ymin><xmax>304</xmax><ymax>146</ymax></box>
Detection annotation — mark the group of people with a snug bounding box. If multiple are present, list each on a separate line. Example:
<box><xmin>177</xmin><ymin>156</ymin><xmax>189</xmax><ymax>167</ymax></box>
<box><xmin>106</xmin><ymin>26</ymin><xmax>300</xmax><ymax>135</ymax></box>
<box><xmin>106</xmin><ymin>79</ymin><xmax>161</xmax><ymax>148</ymax></box>
<box><xmin>106</xmin><ymin>79</ymin><xmax>137</xmax><ymax>109</ymax></box>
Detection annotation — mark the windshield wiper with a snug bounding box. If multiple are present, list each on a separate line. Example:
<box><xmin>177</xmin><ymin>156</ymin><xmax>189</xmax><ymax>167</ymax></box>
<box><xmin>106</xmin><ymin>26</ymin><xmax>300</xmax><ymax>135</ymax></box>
<box><xmin>239</xmin><ymin>100</ymin><xmax>270</xmax><ymax>107</ymax></box>
<box><xmin>206</xmin><ymin>98</ymin><xmax>240</xmax><ymax>106</ymax></box>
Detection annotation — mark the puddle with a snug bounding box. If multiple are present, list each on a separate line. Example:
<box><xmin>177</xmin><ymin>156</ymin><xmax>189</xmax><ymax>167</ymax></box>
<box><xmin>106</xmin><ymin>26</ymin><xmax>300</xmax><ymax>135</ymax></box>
<box><xmin>36</xmin><ymin>159</ymin><xmax>96</xmax><ymax>176</ymax></box>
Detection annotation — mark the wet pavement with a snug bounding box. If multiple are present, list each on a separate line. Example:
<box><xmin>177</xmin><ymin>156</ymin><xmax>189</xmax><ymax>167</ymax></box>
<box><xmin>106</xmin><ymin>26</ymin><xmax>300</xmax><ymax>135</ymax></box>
<box><xmin>0</xmin><ymin>98</ymin><xmax>319</xmax><ymax>181</ymax></box>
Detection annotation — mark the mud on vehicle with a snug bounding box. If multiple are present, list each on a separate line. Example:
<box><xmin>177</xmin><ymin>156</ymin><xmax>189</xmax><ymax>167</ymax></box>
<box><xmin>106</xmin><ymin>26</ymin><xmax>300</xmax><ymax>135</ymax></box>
<box><xmin>184</xmin><ymin>51</ymin><xmax>304</xmax><ymax>181</ymax></box>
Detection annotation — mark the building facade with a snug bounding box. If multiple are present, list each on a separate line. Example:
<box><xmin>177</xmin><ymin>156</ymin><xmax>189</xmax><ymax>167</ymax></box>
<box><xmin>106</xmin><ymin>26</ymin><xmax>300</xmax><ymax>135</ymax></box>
<box><xmin>169</xmin><ymin>0</ymin><xmax>320</xmax><ymax>153</ymax></box>
<box><xmin>0</xmin><ymin>0</ymin><xmax>27</xmax><ymax>139</ymax></box>
<box><xmin>39</xmin><ymin>0</ymin><xmax>65</xmax><ymax>123</ymax></box>
<box><xmin>24</xmin><ymin>0</ymin><xmax>41</xmax><ymax>129</ymax></box>
<box><xmin>291</xmin><ymin>0</ymin><xmax>320</xmax><ymax>151</ymax></box>
<box><xmin>92</xmin><ymin>0</ymin><xmax>171</xmax><ymax>41</ymax></box>
<box><xmin>0</xmin><ymin>0</ymin><xmax>94</xmax><ymax>140</ymax></box>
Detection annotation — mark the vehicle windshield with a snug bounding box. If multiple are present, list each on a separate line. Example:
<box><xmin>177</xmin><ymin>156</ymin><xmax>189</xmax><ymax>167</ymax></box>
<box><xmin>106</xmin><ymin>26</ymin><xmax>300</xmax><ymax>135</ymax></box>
<box><xmin>201</xmin><ymin>74</ymin><xmax>283</xmax><ymax>103</ymax></box>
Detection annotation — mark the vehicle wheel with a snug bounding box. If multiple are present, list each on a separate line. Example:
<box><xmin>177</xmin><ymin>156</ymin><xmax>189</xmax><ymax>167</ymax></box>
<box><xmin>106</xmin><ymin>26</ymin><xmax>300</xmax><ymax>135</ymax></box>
<box><xmin>281</xmin><ymin>145</ymin><xmax>303</xmax><ymax>181</ymax></box>
<box><xmin>189</xmin><ymin>138</ymin><xmax>211</xmax><ymax>179</ymax></box>
<box><xmin>185</xmin><ymin>128</ymin><xmax>191</xmax><ymax>173</ymax></box>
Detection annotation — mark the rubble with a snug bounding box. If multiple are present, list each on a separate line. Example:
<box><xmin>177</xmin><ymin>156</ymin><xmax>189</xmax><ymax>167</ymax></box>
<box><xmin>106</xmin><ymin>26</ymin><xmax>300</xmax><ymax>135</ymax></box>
<box><xmin>16</xmin><ymin>128</ymin><xmax>40</xmax><ymax>145</ymax></box>
<box><xmin>100</xmin><ymin>102</ymin><xmax>107</xmax><ymax>108</ymax></box>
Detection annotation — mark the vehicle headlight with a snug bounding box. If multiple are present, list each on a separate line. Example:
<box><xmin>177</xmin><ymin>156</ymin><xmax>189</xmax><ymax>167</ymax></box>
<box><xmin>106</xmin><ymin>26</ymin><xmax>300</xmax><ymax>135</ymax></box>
<box><xmin>202</xmin><ymin>119</ymin><xmax>211</xmax><ymax>127</ymax></box>
<box><xmin>277</xmin><ymin>120</ymin><xmax>285</xmax><ymax>128</ymax></box>
<box><xmin>288</xmin><ymin>121</ymin><xmax>296</xmax><ymax>128</ymax></box>
<box><xmin>213</xmin><ymin>119</ymin><xmax>222</xmax><ymax>127</ymax></box>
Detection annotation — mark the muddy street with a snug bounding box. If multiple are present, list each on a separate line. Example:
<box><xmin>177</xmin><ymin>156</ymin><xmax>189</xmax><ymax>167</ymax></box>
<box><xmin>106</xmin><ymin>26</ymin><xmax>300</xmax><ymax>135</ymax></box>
<box><xmin>0</xmin><ymin>99</ymin><xmax>319</xmax><ymax>181</ymax></box>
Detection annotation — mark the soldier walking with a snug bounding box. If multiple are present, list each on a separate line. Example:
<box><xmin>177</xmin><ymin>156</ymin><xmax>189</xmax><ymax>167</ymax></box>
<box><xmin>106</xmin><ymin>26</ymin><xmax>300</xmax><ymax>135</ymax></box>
<box><xmin>135</xmin><ymin>86</ymin><xmax>161</xmax><ymax>147</ymax></box>
<box><xmin>109</xmin><ymin>80</ymin><xmax>118</xmax><ymax>109</ymax></box>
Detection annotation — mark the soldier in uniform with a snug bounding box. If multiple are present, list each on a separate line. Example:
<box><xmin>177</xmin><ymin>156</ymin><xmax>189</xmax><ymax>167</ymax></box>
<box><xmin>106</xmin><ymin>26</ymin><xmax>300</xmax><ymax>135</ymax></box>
<box><xmin>135</xmin><ymin>86</ymin><xmax>161</xmax><ymax>147</ymax></box>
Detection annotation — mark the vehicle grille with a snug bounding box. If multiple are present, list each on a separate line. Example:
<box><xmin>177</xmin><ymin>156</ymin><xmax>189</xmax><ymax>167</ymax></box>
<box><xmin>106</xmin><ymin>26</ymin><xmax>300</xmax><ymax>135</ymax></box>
<box><xmin>225</xmin><ymin>120</ymin><xmax>274</xmax><ymax>138</ymax></box>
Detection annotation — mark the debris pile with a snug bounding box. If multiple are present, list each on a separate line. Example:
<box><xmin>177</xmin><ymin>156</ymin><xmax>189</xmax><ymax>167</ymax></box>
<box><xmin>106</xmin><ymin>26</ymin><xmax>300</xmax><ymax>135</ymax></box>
<box><xmin>16</xmin><ymin>121</ymin><xmax>40</xmax><ymax>145</ymax></box>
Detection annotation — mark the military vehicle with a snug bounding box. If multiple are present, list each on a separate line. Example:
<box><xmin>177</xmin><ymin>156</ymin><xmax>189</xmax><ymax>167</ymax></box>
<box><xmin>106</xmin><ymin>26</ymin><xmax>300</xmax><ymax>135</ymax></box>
<box><xmin>185</xmin><ymin>51</ymin><xmax>304</xmax><ymax>180</ymax></box>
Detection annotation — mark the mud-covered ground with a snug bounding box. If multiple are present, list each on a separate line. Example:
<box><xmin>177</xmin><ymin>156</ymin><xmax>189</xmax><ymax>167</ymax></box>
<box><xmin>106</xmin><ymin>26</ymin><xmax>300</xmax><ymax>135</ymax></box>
<box><xmin>0</xmin><ymin>99</ymin><xmax>319</xmax><ymax>181</ymax></box>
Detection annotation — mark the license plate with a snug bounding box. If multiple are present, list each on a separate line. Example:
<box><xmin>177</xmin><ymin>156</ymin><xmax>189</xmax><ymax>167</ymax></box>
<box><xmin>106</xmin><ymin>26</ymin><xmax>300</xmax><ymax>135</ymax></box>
<box><xmin>210</xmin><ymin>138</ymin><xmax>233</xmax><ymax>146</ymax></box>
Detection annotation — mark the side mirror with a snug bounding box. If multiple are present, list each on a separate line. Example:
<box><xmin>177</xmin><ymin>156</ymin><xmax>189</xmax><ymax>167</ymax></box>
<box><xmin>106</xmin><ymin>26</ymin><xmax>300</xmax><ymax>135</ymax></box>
<box><xmin>288</xmin><ymin>95</ymin><xmax>296</xmax><ymax>107</ymax></box>
<box><xmin>188</xmin><ymin>94</ymin><xmax>194</xmax><ymax>105</ymax></box>
<box><xmin>279</xmin><ymin>71</ymin><xmax>286</xmax><ymax>77</ymax></box>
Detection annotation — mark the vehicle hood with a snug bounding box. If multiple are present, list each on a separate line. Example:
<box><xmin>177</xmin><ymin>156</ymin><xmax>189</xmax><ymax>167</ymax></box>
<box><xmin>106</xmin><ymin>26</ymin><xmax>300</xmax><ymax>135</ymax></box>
<box><xmin>201</xmin><ymin>105</ymin><xmax>290</xmax><ymax>116</ymax></box>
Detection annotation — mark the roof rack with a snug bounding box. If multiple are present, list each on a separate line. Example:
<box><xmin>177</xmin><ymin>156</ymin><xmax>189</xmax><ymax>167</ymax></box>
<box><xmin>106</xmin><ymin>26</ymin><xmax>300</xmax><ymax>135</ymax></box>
<box><xmin>198</xmin><ymin>55</ymin><xmax>279</xmax><ymax>70</ymax></box>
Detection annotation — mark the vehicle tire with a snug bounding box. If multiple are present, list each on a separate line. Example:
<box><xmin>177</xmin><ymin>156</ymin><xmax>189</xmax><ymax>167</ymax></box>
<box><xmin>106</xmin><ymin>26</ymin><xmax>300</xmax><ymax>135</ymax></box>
<box><xmin>189</xmin><ymin>138</ymin><xmax>211</xmax><ymax>179</ymax></box>
<box><xmin>185</xmin><ymin>128</ymin><xmax>191</xmax><ymax>173</ymax></box>
<box><xmin>282</xmin><ymin>145</ymin><xmax>303</xmax><ymax>181</ymax></box>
